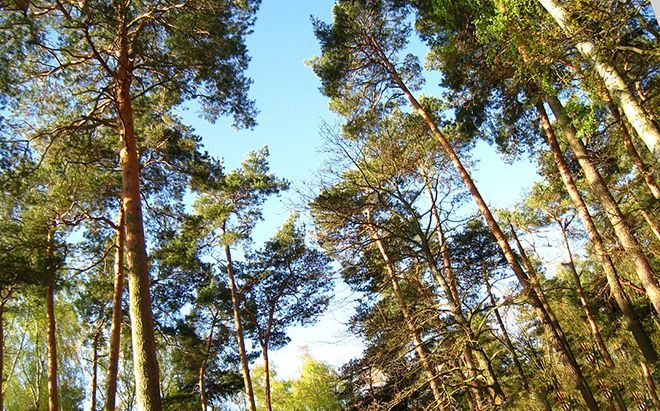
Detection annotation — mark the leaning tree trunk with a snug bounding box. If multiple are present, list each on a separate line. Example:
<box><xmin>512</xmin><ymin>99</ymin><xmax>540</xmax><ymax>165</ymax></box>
<box><xmin>604</xmin><ymin>93</ymin><xmax>660</xmax><ymax>200</ymax></box>
<box><xmin>537</xmin><ymin>0</ymin><xmax>660</xmax><ymax>158</ymax></box>
<box><xmin>367</xmin><ymin>30</ymin><xmax>597</xmax><ymax>411</ymax></box>
<box><xmin>366</xmin><ymin>211</ymin><xmax>448</xmax><ymax>409</ymax></box>
<box><xmin>116</xmin><ymin>27</ymin><xmax>162</xmax><ymax>410</ymax></box>
<box><xmin>45</xmin><ymin>227</ymin><xmax>58</xmax><ymax>411</ymax></box>
<box><xmin>537</xmin><ymin>101</ymin><xmax>657</xmax><ymax>363</ymax></box>
<box><xmin>223</xmin><ymin>239</ymin><xmax>257</xmax><ymax>411</ymax></box>
<box><xmin>105</xmin><ymin>205</ymin><xmax>125</xmax><ymax>411</ymax></box>
<box><xmin>559</xmin><ymin>223</ymin><xmax>614</xmax><ymax>367</ymax></box>
<box><xmin>546</xmin><ymin>95</ymin><xmax>660</xmax><ymax>315</ymax></box>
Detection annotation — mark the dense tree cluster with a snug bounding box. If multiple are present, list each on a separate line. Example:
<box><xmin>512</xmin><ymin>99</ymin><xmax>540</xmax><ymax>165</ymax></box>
<box><xmin>0</xmin><ymin>0</ymin><xmax>658</xmax><ymax>410</ymax></box>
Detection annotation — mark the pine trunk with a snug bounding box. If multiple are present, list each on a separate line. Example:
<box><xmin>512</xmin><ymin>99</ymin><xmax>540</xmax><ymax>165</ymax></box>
<box><xmin>223</xmin><ymin>242</ymin><xmax>257</xmax><ymax>411</ymax></box>
<box><xmin>116</xmin><ymin>30</ymin><xmax>162</xmax><ymax>410</ymax></box>
<box><xmin>262</xmin><ymin>345</ymin><xmax>272</xmax><ymax>411</ymax></box>
<box><xmin>105</xmin><ymin>206</ymin><xmax>125</xmax><ymax>411</ymax></box>
<box><xmin>546</xmin><ymin>95</ymin><xmax>660</xmax><ymax>315</ymax></box>
<box><xmin>200</xmin><ymin>321</ymin><xmax>215</xmax><ymax>411</ymax></box>
<box><xmin>605</xmin><ymin>95</ymin><xmax>660</xmax><ymax>200</ymax></box>
<box><xmin>91</xmin><ymin>322</ymin><xmax>101</xmax><ymax>411</ymax></box>
<box><xmin>45</xmin><ymin>228</ymin><xmax>59</xmax><ymax>411</ymax></box>
<box><xmin>537</xmin><ymin>101</ymin><xmax>657</xmax><ymax>363</ymax></box>
<box><xmin>369</xmin><ymin>42</ymin><xmax>598</xmax><ymax>408</ymax></box>
<box><xmin>537</xmin><ymin>0</ymin><xmax>660</xmax><ymax>158</ymax></box>
<box><xmin>560</xmin><ymin>226</ymin><xmax>614</xmax><ymax>367</ymax></box>
<box><xmin>421</xmin><ymin>177</ymin><xmax>503</xmax><ymax>405</ymax></box>
<box><xmin>366</xmin><ymin>212</ymin><xmax>448</xmax><ymax>409</ymax></box>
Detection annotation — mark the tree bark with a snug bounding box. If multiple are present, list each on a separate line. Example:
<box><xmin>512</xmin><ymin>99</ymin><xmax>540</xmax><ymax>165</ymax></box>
<box><xmin>223</xmin><ymin>240</ymin><xmax>257</xmax><ymax>411</ymax></box>
<box><xmin>367</xmin><ymin>37</ymin><xmax>598</xmax><ymax>409</ymax></box>
<box><xmin>604</xmin><ymin>94</ymin><xmax>660</xmax><ymax>200</ymax></box>
<box><xmin>559</xmin><ymin>223</ymin><xmax>614</xmax><ymax>368</ymax></box>
<box><xmin>537</xmin><ymin>101</ymin><xmax>657</xmax><ymax>363</ymax></box>
<box><xmin>366</xmin><ymin>211</ymin><xmax>448</xmax><ymax>409</ymax></box>
<box><xmin>199</xmin><ymin>318</ymin><xmax>216</xmax><ymax>411</ymax></box>
<box><xmin>116</xmin><ymin>25</ymin><xmax>162</xmax><ymax>410</ymax></box>
<box><xmin>46</xmin><ymin>227</ymin><xmax>58</xmax><ymax>411</ymax></box>
<box><xmin>537</xmin><ymin>0</ymin><xmax>660</xmax><ymax>158</ymax></box>
<box><xmin>546</xmin><ymin>95</ymin><xmax>660</xmax><ymax>315</ymax></box>
<box><xmin>90</xmin><ymin>315</ymin><xmax>105</xmax><ymax>411</ymax></box>
<box><xmin>641</xmin><ymin>361</ymin><xmax>660</xmax><ymax>408</ymax></box>
<box><xmin>261</xmin><ymin>344</ymin><xmax>272</xmax><ymax>411</ymax></box>
<box><xmin>105</xmin><ymin>206</ymin><xmax>125</xmax><ymax>411</ymax></box>
<box><xmin>421</xmin><ymin>179</ymin><xmax>504</xmax><ymax>405</ymax></box>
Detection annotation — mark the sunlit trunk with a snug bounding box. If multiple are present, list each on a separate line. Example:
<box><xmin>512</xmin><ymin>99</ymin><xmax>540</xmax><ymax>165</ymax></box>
<box><xmin>537</xmin><ymin>0</ymin><xmax>660</xmax><ymax>158</ymax></box>
<box><xmin>546</xmin><ymin>95</ymin><xmax>660</xmax><ymax>315</ymax></box>
<box><xmin>223</xmin><ymin>239</ymin><xmax>257</xmax><ymax>411</ymax></box>
<box><xmin>105</xmin><ymin>206</ymin><xmax>124</xmax><ymax>411</ymax></box>
<box><xmin>46</xmin><ymin>228</ymin><xmax>58</xmax><ymax>411</ymax></box>
<box><xmin>117</xmin><ymin>25</ymin><xmax>162</xmax><ymax>410</ymax></box>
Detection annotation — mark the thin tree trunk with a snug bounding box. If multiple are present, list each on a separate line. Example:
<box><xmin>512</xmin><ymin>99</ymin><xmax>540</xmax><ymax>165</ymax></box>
<box><xmin>367</xmin><ymin>36</ymin><xmax>598</xmax><ymax>409</ymax></box>
<box><xmin>199</xmin><ymin>318</ymin><xmax>216</xmax><ymax>411</ymax></box>
<box><xmin>223</xmin><ymin>240</ymin><xmax>257</xmax><ymax>411</ymax></box>
<box><xmin>537</xmin><ymin>101</ymin><xmax>658</xmax><ymax>363</ymax></box>
<box><xmin>46</xmin><ymin>227</ymin><xmax>58</xmax><ymax>411</ymax></box>
<box><xmin>639</xmin><ymin>207</ymin><xmax>660</xmax><ymax>242</ymax></box>
<box><xmin>605</xmin><ymin>94</ymin><xmax>660</xmax><ymax>200</ymax></box>
<box><xmin>105</xmin><ymin>206</ymin><xmax>124</xmax><ymax>411</ymax></box>
<box><xmin>546</xmin><ymin>95</ymin><xmax>660</xmax><ymax>315</ymax></box>
<box><xmin>641</xmin><ymin>361</ymin><xmax>660</xmax><ymax>408</ymax></box>
<box><xmin>90</xmin><ymin>316</ymin><xmax>104</xmax><ymax>411</ymax></box>
<box><xmin>262</xmin><ymin>344</ymin><xmax>272</xmax><ymax>411</ymax></box>
<box><xmin>366</xmin><ymin>211</ymin><xmax>448</xmax><ymax>409</ymax></box>
<box><xmin>421</xmin><ymin>177</ymin><xmax>503</xmax><ymax>405</ymax></box>
<box><xmin>537</xmin><ymin>0</ymin><xmax>660</xmax><ymax>158</ymax></box>
<box><xmin>559</xmin><ymin>224</ymin><xmax>614</xmax><ymax>367</ymax></box>
<box><xmin>116</xmin><ymin>23</ymin><xmax>162</xmax><ymax>410</ymax></box>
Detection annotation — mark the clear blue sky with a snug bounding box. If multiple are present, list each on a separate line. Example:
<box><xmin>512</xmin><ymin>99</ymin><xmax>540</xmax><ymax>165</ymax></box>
<box><xmin>179</xmin><ymin>0</ymin><xmax>540</xmax><ymax>379</ymax></box>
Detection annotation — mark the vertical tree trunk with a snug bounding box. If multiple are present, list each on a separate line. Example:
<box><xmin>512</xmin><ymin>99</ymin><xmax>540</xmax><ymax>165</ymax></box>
<box><xmin>46</xmin><ymin>227</ymin><xmax>58</xmax><ymax>411</ymax></box>
<box><xmin>366</xmin><ymin>211</ymin><xmax>448</xmax><ymax>409</ymax></box>
<box><xmin>559</xmin><ymin>224</ymin><xmax>614</xmax><ymax>367</ymax></box>
<box><xmin>116</xmin><ymin>28</ymin><xmax>162</xmax><ymax>410</ymax></box>
<box><xmin>223</xmin><ymin>240</ymin><xmax>257</xmax><ymax>411</ymax></box>
<box><xmin>537</xmin><ymin>0</ymin><xmax>660</xmax><ymax>158</ymax></box>
<box><xmin>261</xmin><ymin>344</ymin><xmax>272</xmax><ymax>411</ymax></box>
<box><xmin>537</xmin><ymin>101</ymin><xmax>658</xmax><ymax>363</ymax></box>
<box><xmin>90</xmin><ymin>318</ymin><xmax>104</xmax><ymax>411</ymax></box>
<box><xmin>199</xmin><ymin>319</ymin><xmax>215</xmax><ymax>411</ymax></box>
<box><xmin>546</xmin><ymin>95</ymin><xmax>660</xmax><ymax>315</ymax></box>
<box><xmin>105</xmin><ymin>206</ymin><xmax>124</xmax><ymax>411</ymax></box>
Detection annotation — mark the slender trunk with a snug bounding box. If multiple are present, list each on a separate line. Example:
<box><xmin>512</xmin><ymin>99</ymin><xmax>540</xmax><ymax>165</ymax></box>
<box><xmin>262</xmin><ymin>345</ymin><xmax>272</xmax><ymax>411</ymax></box>
<box><xmin>105</xmin><ymin>206</ymin><xmax>125</xmax><ymax>411</ymax></box>
<box><xmin>46</xmin><ymin>228</ymin><xmax>58</xmax><ymax>411</ymax></box>
<box><xmin>546</xmin><ymin>95</ymin><xmax>660</xmax><ymax>315</ymax></box>
<box><xmin>537</xmin><ymin>101</ymin><xmax>658</xmax><ymax>363</ymax></box>
<box><xmin>91</xmin><ymin>323</ymin><xmax>101</xmax><ymax>411</ymax></box>
<box><xmin>223</xmin><ymin>241</ymin><xmax>257</xmax><ymax>411</ymax></box>
<box><xmin>116</xmin><ymin>25</ymin><xmax>162</xmax><ymax>410</ymax></box>
<box><xmin>368</xmin><ymin>37</ymin><xmax>598</xmax><ymax>408</ymax></box>
<box><xmin>365</xmin><ymin>211</ymin><xmax>448</xmax><ymax>409</ymax></box>
<box><xmin>481</xmin><ymin>267</ymin><xmax>529</xmax><ymax>390</ymax></box>
<box><xmin>605</xmin><ymin>94</ymin><xmax>660</xmax><ymax>200</ymax></box>
<box><xmin>560</xmin><ymin>225</ymin><xmax>614</xmax><ymax>367</ymax></box>
<box><xmin>641</xmin><ymin>361</ymin><xmax>660</xmax><ymax>408</ymax></box>
<box><xmin>421</xmin><ymin>178</ymin><xmax>504</xmax><ymax>405</ymax></box>
<box><xmin>639</xmin><ymin>207</ymin><xmax>660</xmax><ymax>242</ymax></box>
<box><xmin>537</xmin><ymin>0</ymin><xmax>660</xmax><ymax>158</ymax></box>
<box><xmin>199</xmin><ymin>320</ymin><xmax>215</xmax><ymax>411</ymax></box>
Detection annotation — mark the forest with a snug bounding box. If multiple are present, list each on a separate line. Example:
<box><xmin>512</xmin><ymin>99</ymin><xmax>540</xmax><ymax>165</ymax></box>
<box><xmin>0</xmin><ymin>0</ymin><xmax>658</xmax><ymax>410</ymax></box>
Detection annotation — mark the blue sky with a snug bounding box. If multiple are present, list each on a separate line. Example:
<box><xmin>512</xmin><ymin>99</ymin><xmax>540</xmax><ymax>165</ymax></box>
<box><xmin>179</xmin><ymin>0</ymin><xmax>540</xmax><ymax>379</ymax></box>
